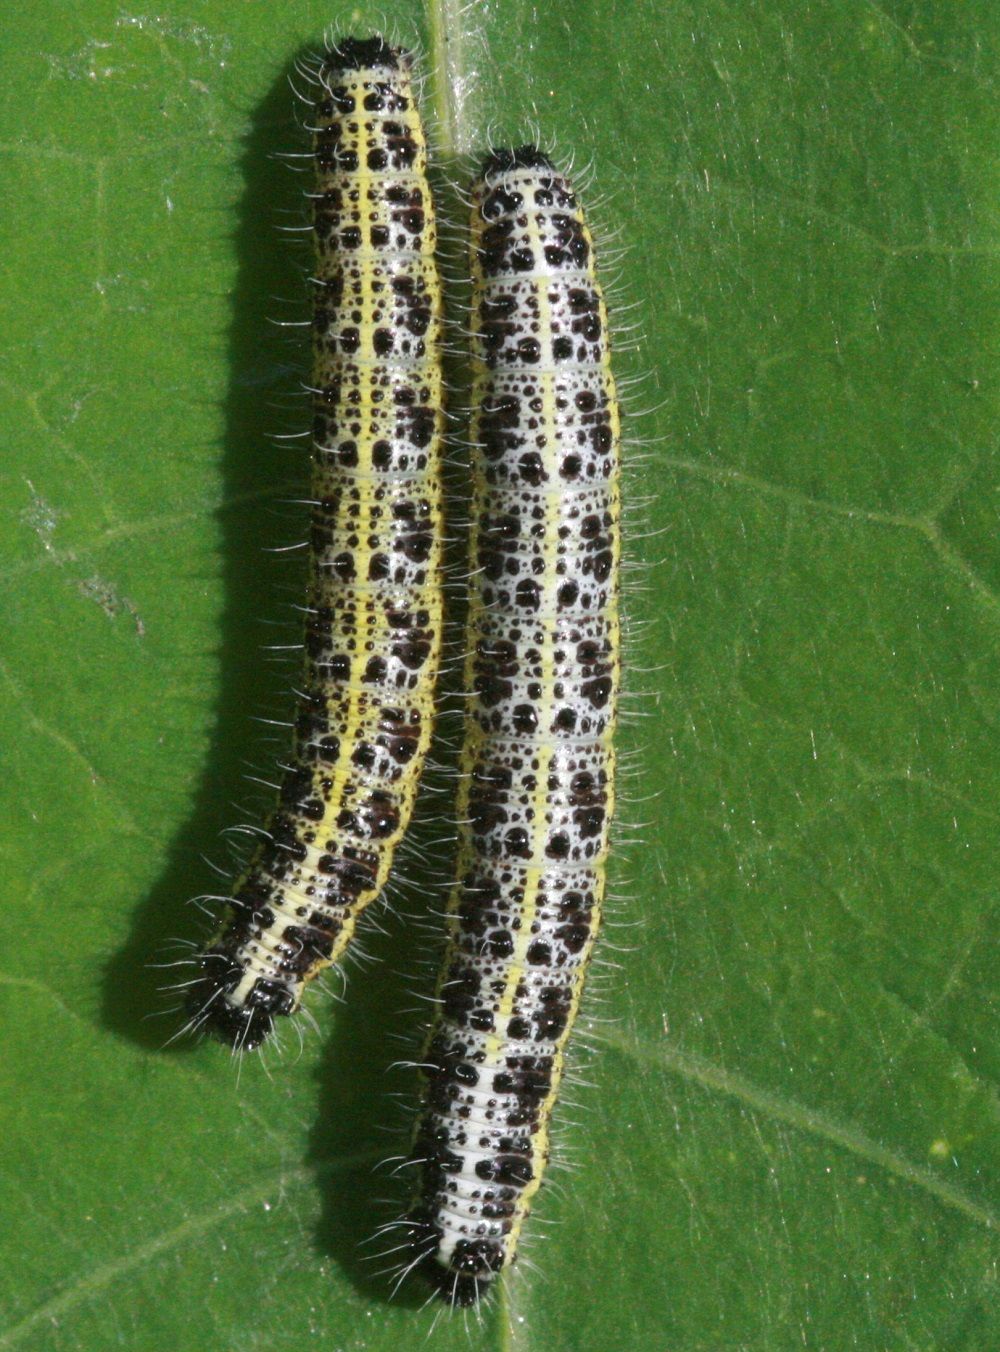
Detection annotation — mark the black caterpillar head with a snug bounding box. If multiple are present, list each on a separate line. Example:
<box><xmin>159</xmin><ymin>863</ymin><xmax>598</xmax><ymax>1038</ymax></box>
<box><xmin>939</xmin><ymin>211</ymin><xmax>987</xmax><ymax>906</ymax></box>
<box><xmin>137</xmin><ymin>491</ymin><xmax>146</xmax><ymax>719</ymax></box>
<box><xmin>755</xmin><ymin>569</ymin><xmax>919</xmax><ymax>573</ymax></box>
<box><xmin>482</xmin><ymin>145</ymin><xmax>556</xmax><ymax>178</ymax></box>
<box><xmin>322</xmin><ymin>34</ymin><xmax>404</xmax><ymax>73</ymax></box>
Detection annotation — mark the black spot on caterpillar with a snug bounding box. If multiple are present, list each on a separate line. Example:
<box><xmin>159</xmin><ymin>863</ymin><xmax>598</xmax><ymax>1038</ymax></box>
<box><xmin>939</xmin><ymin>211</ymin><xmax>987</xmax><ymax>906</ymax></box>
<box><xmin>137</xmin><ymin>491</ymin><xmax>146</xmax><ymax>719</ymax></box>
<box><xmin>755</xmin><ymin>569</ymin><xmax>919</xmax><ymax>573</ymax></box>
<box><xmin>393</xmin><ymin>144</ymin><xmax>621</xmax><ymax>1304</ymax></box>
<box><xmin>185</xmin><ymin>35</ymin><xmax>445</xmax><ymax>1051</ymax></box>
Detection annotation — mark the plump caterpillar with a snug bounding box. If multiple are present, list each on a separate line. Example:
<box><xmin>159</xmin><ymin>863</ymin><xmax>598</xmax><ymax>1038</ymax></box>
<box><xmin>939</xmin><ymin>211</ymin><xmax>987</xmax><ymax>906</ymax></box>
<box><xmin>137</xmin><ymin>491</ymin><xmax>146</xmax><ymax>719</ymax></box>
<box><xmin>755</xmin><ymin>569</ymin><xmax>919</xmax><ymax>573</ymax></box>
<box><xmin>186</xmin><ymin>35</ymin><xmax>445</xmax><ymax>1051</ymax></box>
<box><xmin>395</xmin><ymin>145</ymin><xmax>620</xmax><ymax>1303</ymax></box>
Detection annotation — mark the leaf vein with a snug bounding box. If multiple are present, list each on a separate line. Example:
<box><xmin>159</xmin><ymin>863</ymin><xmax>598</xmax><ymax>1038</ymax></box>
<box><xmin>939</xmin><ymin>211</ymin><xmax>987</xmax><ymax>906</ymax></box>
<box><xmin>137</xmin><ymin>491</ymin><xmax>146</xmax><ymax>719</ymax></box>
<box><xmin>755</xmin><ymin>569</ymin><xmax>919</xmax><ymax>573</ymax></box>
<box><xmin>597</xmin><ymin>1032</ymin><xmax>999</xmax><ymax>1232</ymax></box>
<box><xmin>0</xmin><ymin>1153</ymin><xmax>380</xmax><ymax>1348</ymax></box>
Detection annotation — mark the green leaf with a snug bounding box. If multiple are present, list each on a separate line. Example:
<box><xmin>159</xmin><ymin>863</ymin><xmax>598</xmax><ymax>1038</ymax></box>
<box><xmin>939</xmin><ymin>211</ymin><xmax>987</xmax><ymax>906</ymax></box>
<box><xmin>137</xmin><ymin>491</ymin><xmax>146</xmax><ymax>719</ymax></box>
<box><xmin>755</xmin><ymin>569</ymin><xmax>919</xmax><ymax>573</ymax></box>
<box><xmin>2</xmin><ymin>2</ymin><xmax>997</xmax><ymax>1349</ymax></box>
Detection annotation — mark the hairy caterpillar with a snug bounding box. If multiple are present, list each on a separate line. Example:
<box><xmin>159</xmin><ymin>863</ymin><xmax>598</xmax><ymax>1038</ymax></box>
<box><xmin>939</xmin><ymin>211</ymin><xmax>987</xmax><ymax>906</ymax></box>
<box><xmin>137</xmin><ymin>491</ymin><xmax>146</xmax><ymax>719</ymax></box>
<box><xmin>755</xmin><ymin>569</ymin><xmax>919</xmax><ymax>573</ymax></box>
<box><xmin>395</xmin><ymin>145</ymin><xmax>621</xmax><ymax>1303</ymax></box>
<box><xmin>186</xmin><ymin>35</ymin><xmax>445</xmax><ymax>1051</ymax></box>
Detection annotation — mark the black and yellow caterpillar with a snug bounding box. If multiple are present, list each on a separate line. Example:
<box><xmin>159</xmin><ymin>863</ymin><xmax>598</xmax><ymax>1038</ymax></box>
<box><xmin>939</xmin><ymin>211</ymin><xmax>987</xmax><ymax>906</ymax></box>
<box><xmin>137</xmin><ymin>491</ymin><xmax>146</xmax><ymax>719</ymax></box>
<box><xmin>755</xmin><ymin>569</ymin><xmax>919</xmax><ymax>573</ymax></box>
<box><xmin>188</xmin><ymin>37</ymin><xmax>444</xmax><ymax>1051</ymax></box>
<box><xmin>400</xmin><ymin>145</ymin><xmax>621</xmax><ymax>1303</ymax></box>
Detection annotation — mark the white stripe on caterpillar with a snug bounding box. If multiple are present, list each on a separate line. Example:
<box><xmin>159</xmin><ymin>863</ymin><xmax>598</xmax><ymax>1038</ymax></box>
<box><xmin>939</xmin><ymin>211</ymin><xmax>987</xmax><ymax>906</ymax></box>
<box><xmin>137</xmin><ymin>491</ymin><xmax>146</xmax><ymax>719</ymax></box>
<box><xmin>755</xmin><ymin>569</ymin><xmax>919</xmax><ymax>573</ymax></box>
<box><xmin>186</xmin><ymin>35</ymin><xmax>445</xmax><ymax>1051</ymax></box>
<box><xmin>398</xmin><ymin>144</ymin><xmax>620</xmax><ymax>1303</ymax></box>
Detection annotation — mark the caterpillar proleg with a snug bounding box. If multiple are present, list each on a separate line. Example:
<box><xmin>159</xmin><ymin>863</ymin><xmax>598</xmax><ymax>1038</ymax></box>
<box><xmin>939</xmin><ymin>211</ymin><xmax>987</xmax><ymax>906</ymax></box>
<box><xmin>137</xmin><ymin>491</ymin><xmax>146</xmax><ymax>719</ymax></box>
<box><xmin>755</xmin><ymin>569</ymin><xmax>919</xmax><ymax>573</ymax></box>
<box><xmin>397</xmin><ymin>145</ymin><xmax>620</xmax><ymax>1303</ymax></box>
<box><xmin>187</xmin><ymin>35</ymin><xmax>445</xmax><ymax>1051</ymax></box>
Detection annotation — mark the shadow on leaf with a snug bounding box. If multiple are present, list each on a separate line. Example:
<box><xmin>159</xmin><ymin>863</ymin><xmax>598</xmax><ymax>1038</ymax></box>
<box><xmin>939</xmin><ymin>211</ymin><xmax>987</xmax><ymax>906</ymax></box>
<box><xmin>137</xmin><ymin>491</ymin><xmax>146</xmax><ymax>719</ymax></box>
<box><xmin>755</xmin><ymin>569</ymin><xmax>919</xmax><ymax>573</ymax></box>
<box><xmin>100</xmin><ymin>55</ymin><xmax>316</xmax><ymax>1051</ymax></box>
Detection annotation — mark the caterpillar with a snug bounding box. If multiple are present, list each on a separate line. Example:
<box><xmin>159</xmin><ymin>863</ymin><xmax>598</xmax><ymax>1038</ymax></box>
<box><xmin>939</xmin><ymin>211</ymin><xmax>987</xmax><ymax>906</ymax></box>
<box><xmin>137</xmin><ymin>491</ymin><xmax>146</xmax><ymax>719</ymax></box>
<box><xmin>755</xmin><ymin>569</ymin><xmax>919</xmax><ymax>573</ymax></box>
<box><xmin>186</xmin><ymin>35</ymin><xmax>445</xmax><ymax>1051</ymax></box>
<box><xmin>395</xmin><ymin>145</ymin><xmax>621</xmax><ymax>1303</ymax></box>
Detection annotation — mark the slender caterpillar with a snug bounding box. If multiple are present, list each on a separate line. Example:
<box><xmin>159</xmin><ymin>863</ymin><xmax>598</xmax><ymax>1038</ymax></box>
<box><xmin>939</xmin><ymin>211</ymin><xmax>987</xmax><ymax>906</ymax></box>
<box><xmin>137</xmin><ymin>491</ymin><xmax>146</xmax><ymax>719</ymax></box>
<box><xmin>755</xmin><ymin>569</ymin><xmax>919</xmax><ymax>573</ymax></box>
<box><xmin>396</xmin><ymin>146</ymin><xmax>621</xmax><ymax>1303</ymax></box>
<box><xmin>186</xmin><ymin>35</ymin><xmax>445</xmax><ymax>1051</ymax></box>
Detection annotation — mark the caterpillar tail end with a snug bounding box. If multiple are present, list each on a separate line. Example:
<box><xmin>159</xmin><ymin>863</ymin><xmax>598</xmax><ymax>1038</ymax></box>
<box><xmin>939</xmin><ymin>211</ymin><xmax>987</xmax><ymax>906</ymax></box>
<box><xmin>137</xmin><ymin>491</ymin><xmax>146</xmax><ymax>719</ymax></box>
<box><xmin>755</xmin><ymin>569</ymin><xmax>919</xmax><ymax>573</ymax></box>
<box><xmin>429</xmin><ymin>1264</ymin><xmax>492</xmax><ymax>1309</ymax></box>
<box><xmin>184</xmin><ymin>950</ymin><xmax>293</xmax><ymax>1052</ymax></box>
<box><xmin>400</xmin><ymin>1208</ymin><xmax>503</xmax><ymax>1307</ymax></box>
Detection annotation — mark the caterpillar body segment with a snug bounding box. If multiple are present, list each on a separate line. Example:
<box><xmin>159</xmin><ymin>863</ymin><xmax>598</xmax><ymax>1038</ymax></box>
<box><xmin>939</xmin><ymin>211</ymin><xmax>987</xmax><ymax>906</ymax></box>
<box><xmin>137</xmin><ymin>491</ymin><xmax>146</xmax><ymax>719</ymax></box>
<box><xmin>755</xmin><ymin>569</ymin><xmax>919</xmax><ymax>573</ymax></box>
<box><xmin>188</xmin><ymin>36</ymin><xmax>445</xmax><ymax>1051</ymax></box>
